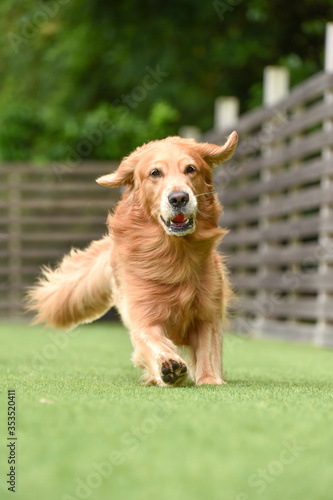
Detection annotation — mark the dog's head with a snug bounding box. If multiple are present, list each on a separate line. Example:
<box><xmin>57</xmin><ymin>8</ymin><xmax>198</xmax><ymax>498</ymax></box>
<box><xmin>97</xmin><ymin>132</ymin><xmax>238</xmax><ymax>236</ymax></box>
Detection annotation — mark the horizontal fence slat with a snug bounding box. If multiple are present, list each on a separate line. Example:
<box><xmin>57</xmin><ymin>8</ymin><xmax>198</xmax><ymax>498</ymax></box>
<box><xmin>0</xmin><ymin>198</ymin><xmax>118</xmax><ymax>209</ymax></box>
<box><xmin>222</xmin><ymin>185</ymin><xmax>333</xmax><ymax>225</ymax></box>
<box><xmin>281</xmin><ymin>71</ymin><xmax>333</xmax><ymax>113</ymax></box>
<box><xmin>228</xmin><ymin>101</ymin><xmax>333</xmax><ymax>158</ymax></box>
<box><xmin>221</xmin><ymin>130</ymin><xmax>333</xmax><ymax>182</ymax></box>
<box><xmin>0</xmin><ymin>248</ymin><xmax>91</xmax><ymax>258</ymax></box>
<box><xmin>259</xmin><ymin>320</ymin><xmax>333</xmax><ymax>347</ymax></box>
<box><xmin>259</xmin><ymin>319</ymin><xmax>317</xmax><ymax>342</ymax></box>
<box><xmin>8</xmin><ymin>232</ymin><xmax>104</xmax><ymax>242</ymax></box>
<box><xmin>270</xmin><ymin>100</ymin><xmax>333</xmax><ymax>143</ymax></box>
<box><xmin>255</xmin><ymin>129</ymin><xmax>333</xmax><ymax>168</ymax></box>
<box><xmin>0</xmin><ymin>266</ymin><xmax>40</xmax><ymax>274</ymax></box>
<box><xmin>232</xmin><ymin>271</ymin><xmax>333</xmax><ymax>292</ymax></box>
<box><xmin>222</xmin><ymin>215</ymin><xmax>321</xmax><ymax>246</ymax></box>
<box><xmin>0</xmin><ymin>182</ymin><xmax>120</xmax><ymax>193</ymax></box>
<box><xmin>0</xmin><ymin>301</ymin><xmax>23</xmax><ymax>310</ymax></box>
<box><xmin>229</xmin><ymin>317</ymin><xmax>321</xmax><ymax>342</ymax></box>
<box><xmin>236</xmin><ymin>296</ymin><xmax>333</xmax><ymax>321</ymax></box>
<box><xmin>226</xmin><ymin>242</ymin><xmax>333</xmax><ymax>267</ymax></box>
<box><xmin>0</xmin><ymin>216</ymin><xmax>107</xmax><ymax>225</ymax></box>
<box><xmin>269</xmin><ymin>299</ymin><xmax>333</xmax><ymax>321</ymax></box>
<box><xmin>220</xmin><ymin>159</ymin><xmax>333</xmax><ymax>205</ymax></box>
<box><xmin>0</xmin><ymin>161</ymin><xmax>118</xmax><ymax>174</ymax></box>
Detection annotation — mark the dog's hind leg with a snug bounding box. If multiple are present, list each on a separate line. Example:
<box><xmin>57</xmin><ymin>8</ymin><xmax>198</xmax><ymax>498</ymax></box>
<box><xmin>131</xmin><ymin>326</ymin><xmax>188</xmax><ymax>387</ymax></box>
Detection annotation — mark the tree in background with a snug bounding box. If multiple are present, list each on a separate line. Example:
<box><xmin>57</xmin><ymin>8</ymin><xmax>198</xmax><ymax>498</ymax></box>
<box><xmin>0</xmin><ymin>0</ymin><xmax>332</xmax><ymax>161</ymax></box>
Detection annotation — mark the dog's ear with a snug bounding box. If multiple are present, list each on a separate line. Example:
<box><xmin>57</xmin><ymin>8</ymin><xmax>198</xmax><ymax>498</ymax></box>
<box><xmin>194</xmin><ymin>131</ymin><xmax>238</xmax><ymax>167</ymax></box>
<box><xmin>96</xmin><ymin>150</ymin><xmax>141</xmax><ymax>187</ymax></box>
<box><xmin>96</xmin><ymin>157</ymin><xmax>136</xmax><ymax>187</ymax></box>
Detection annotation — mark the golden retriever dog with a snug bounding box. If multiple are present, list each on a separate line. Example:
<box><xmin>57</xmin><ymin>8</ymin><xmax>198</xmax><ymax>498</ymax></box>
<box><xmin>27</xmin><ymin>132</ymin><xmax>238</xmax><ymax>386</ymax></box>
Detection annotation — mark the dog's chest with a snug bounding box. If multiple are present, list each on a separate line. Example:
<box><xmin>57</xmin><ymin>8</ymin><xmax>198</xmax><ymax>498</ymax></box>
<box><xmin>171</xmin><ymin>281</ymin><xmax>198</xmax><ymax>317</ymax></box>
<box><xmin>114</xmin><ymin>247</ymin><xmax>223</xmax><ymax>338</ymax></box>
<box><xmin>165</xmin><ymin>279</ymin><xmax>220</xmax><ymax>341</ymax></box>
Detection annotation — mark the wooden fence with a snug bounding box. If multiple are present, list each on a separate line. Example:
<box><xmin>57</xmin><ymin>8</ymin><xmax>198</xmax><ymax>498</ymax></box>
<box><xmin>199</xmin><ymin>23</ymin><xmax>333</xmax><ymax>346</ymax></box>
<box><xmin>0</xmin><ymin>162</ymin><xmax>120</xmax><ymax>319</ymax></box>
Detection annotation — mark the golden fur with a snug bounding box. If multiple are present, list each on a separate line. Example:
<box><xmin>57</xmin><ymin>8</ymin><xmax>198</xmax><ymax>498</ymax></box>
<box><xmin>27</xmin><ymin>132</ymin><xmax>238</xmax><ymax>386</ymax></box>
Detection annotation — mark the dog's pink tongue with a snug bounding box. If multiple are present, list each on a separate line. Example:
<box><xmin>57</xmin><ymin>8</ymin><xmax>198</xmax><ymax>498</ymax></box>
<box><xmin>172</xmin><ymin>213</ymin><xmax>185</xmax><ymax>223</ymax></box>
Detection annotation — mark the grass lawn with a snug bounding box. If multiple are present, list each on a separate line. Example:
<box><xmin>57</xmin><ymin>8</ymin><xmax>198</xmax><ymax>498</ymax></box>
<box><xmin>0</xmin><ymin>322</ymin><xmax>332</xmax><ymax>500</ymax></box>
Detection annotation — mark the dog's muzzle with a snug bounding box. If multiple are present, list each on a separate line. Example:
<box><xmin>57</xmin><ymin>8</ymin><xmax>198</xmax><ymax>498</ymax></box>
<box><xmin>160</xmin><ymin>190</ymin><xmax>196</xmax><ymax>236</ymax></box>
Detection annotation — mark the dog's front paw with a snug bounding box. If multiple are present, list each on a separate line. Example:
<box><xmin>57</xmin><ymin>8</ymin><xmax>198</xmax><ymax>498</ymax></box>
<box><xmin>161</xmin><ymin>359</ymin><xmax>187</xmax><ymax>385</ymax></box>
<box><xmin>196</xmin><ymin>376</ymin><xmax>227</xmax><ymax>386</ymax></box>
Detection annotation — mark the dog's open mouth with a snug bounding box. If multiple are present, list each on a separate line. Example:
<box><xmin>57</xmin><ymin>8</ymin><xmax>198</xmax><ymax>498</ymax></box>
<box><xmin>160</xmin><ymin>213</ymin><xmax>194</xmax><ymax>234</ymax></box>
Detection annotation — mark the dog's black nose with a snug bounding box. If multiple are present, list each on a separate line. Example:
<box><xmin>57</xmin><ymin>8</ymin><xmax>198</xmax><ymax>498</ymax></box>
<box><xmin>168</xmin><ymin>191</ymin><xmax>189</xmax><ymax>209</ymax></box>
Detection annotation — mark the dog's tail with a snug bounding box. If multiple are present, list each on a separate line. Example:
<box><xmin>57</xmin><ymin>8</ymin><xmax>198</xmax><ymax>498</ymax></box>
<box><xmin>26</xmin><ymin>236</ymin><xmax>114</xmax><ymax>330</ymax></box>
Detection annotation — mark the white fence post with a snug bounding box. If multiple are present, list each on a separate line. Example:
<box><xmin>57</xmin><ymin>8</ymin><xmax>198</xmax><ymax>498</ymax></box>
<box><xmin>263</xmin><ymin>66</ymin><xmax>290</xmax><ymax>107</ymax></box>
<box><xmin>8</xmin><ymin>171</ymin><xmax>22</xmax><ymax>319</ymax></box>
<box><xmin>214</xmin><ymin>96</ymin><xmax>239</xmax><ymax>133</ymax></box>
<box><xmin>178</xmin><ymin>126</ymin><xmax>201</xmax><ymax>141</ymax></box>
<box><xmin>325</xmin><ymin>22</ymin><xmax>333</xmax><ymax>73</ymax></box>
<box><xmin>316</xmin><ymin>22</ymin><xmax>333</xmax><ymax>345</ymax></box>
<box><xmin>257</xmin><ymin>66</ymin><xmax>290</xmax><ymax>337</ymax></box>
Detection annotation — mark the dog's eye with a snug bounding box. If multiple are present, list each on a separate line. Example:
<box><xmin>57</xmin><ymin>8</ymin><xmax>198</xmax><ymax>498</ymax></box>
<box><xmin>150</xmin><ymin>169</ymin><xmax>162</xmax><ymax>178</ymax></box>
<box><xmin>185</xmin><ymin>165</ymin><xmax>196</xmax><ymax>174</ymax></box>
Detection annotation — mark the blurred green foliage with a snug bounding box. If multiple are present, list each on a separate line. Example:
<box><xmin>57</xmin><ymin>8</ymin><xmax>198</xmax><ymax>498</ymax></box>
<box><xmin>0</xmin><ymin>0</ymin><xmax>332</xmax><ymax>161</ymax></box>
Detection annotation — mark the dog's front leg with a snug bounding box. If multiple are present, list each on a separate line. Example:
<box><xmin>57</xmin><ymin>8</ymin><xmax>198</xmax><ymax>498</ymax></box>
<box><xmin>191</xmin><ymin>321</ymin><xmax>226</xmax><ymax>385</ymax></box>
<box><xmin>130</xmin><ymin>326</ymin><xmax>188</xmax><ymax>386</ymax></box>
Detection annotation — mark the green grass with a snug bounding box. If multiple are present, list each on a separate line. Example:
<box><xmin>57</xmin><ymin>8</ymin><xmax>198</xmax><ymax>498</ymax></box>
<box><xmin>0</xmin><ymin>322</ymin><xmax>332</xmax><ymax>500</ymax></box>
